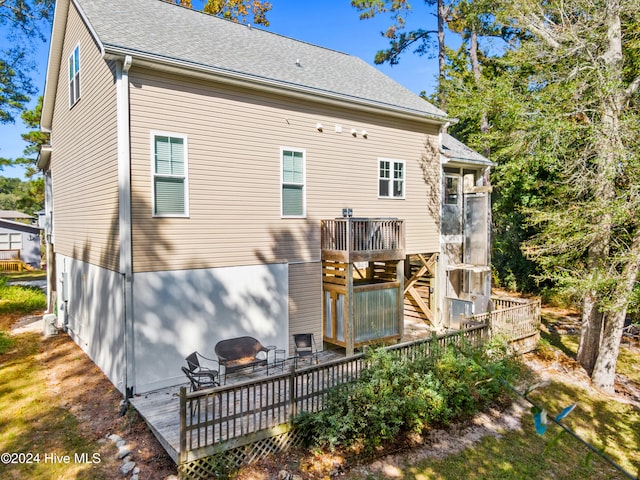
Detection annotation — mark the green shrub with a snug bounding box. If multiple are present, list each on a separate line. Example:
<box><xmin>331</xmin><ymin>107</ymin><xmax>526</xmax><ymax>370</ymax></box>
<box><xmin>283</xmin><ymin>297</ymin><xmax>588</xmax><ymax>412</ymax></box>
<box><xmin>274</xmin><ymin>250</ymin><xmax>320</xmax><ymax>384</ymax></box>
<box><xmin>294</xmin><ymin>339</ymin><xmax>523</xmax><ymax>454</ymax></box>
<box><xmin>0</xmin><ymin>282</ymin><xmax>46</xmax><ymax>314</ymax></box>
<box><xmin>0</xmin><ymin>330</ymin><xmax>14</xmax><ymax>354</ymax></box>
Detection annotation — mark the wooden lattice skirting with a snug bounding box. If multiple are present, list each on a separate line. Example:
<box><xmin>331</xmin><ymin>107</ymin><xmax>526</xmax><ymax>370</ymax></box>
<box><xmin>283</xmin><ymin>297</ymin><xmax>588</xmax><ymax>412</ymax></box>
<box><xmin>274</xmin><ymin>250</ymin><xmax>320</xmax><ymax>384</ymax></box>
<box><xmin>178</xmin><ymin>426</ymin><xmax>304</xmax><ymax>480</ymax></box>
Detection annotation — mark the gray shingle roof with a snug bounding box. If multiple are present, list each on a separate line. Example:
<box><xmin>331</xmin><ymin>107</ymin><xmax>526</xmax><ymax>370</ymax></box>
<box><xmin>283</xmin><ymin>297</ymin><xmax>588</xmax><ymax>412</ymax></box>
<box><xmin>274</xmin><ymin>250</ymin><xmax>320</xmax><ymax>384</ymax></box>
<box><xmin>75</xmin><ymin>0</ymin><xmax>447</xmax><ymax>120</ymax></box>
<box><xmin>441</xmin><ymin>133</ymin><xmax>494</xmax><ymax>166</ymax></box>
<box><xmin>0</xmin><ymin>210</ymin><xmax>34</xmax><ymax>220</ymax></box>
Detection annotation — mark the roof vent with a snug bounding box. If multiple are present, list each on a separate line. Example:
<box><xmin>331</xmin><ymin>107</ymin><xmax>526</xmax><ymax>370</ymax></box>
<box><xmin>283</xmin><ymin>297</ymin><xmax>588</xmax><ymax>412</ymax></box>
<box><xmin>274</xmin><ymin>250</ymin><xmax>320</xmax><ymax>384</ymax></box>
<box><xmin>247</xmin><ymin>24</ymin><xmax>252</xmax><ymax>30</ymax></box>
<box><xmin>295</xmin><ymin>59</ymin><xmax>301</xmax><ymax>67</ymax></box>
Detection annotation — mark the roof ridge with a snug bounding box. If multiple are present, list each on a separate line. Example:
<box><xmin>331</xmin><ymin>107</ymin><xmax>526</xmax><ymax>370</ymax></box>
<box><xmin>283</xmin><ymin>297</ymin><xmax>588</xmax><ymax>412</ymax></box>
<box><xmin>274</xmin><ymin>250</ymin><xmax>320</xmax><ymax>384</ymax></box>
<box><xmin>154</xmin><ymin>0</ymin><xmax>353</xmax><ymax>58</ymax></box>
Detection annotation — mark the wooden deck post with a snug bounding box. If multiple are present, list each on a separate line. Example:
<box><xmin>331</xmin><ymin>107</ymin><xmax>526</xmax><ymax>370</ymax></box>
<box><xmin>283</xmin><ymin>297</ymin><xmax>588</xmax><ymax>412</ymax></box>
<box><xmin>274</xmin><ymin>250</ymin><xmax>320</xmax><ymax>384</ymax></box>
<box><xmin>179</xmin><ymin>387</ymin><xmax>187</xmax><ymax>464</ymax></box>
<box><xmin>346</xmin><ymin>263</ymin><xmax>354</xmax><ymax>356</ymax></box>
<box><xmin>288</xmin><ymin>364</ymin><xmax>296</xmax><ymax>419</ymax></box>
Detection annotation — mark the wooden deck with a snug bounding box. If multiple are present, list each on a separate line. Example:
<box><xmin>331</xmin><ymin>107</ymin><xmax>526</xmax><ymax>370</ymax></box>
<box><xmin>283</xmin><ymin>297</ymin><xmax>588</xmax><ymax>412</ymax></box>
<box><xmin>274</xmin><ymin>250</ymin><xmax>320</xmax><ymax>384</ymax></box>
<box><xmin>130</xmin><ymin>297</ymin><xmax>540</xmax><ymax>469</ymax></box>
<box><xmin>130</xmin><ymin>351</ymin><xmax>343</xmax><ymax>463</ymax></box>
<box><xmin>131</xmin><ymin>318</ymin><xmax>456</xmax><ymax>463</ymax></box>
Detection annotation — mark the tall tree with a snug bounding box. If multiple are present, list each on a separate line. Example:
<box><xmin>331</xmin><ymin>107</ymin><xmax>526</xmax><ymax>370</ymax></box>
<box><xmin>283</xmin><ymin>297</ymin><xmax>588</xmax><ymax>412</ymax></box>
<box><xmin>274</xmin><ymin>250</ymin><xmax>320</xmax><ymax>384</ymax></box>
<box><xmin>430</xmin><ymin>0</ymin><xmax>639</xmax><ymax>391</ymax></box>
<box><xmin>508</xmin><ymin>0</ymin><xmax>640</xmax><ymax>392</ymax></box>
<box><xmin>0</xmin><ymin>0</ymin><xmax>53</xmax><ymax>124</ymax></box>
<box><xmin>13</xmin><ymin>96</ymin><xmax>49</xmax><ymax>177</ymax></box>
<box><xmin>170</xmin><ymin>0</ymin><xmax>272</xmax><ymax>25</ymax></box>
<box><xmin>455</xmin><ymin>0</ymin><xmax>640</xmax><ymax>391</ymax></box>
<box><xmin>351</xmin><ymin>0</ymin><xmax>451</xmax><ymax>102</ymax></box>
<box><xmin>1</xmin><ymin>97</ymin><xmax>46</xmax><ymax>211</ymax></box>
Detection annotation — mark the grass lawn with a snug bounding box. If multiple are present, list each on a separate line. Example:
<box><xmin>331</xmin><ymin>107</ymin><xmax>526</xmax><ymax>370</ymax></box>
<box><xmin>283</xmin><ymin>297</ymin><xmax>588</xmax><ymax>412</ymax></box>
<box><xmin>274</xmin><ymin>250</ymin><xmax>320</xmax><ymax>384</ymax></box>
<box><xmin>0</xmin><ymin>278</ymin><xmax>112</xmax><ymax>479</ymax></box>
<box><xmin>3</xmin><ymin>271</ymin><xmax>46</xmax><ymax>282</ymax></box>
<box><xmin>0</xmin><ymin>333</ymin><xmax>112</xmax><ymax>480</ymax></box>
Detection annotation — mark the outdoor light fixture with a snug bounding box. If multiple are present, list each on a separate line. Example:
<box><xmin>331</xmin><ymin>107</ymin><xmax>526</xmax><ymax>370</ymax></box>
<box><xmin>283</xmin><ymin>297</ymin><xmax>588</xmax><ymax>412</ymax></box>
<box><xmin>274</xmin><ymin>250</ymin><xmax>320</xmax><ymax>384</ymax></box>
<box><xmin>362</xmin><ymin>130</ymin><xmax>368</xmax><ymax>138</ymax></box>
<box><xmin>316</xmin><ymin>123</ymin><xmax>323</xmax><ymax>132</ymax></box>
<box><xmin>351</xmin><ymin>128</ymin><xmax>357</xmax><ymax>136</ymax></box>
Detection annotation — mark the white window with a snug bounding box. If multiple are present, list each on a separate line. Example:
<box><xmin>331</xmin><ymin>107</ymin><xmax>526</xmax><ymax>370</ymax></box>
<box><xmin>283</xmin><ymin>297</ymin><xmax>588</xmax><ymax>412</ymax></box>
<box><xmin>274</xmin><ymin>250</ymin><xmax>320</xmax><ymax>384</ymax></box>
<box><xmin>152</xmin><ymin>133</ymin><xmax>189</xmax><ymax>217</ymax></box>
<box><xmin>0</xmin><ymin>233</ymin><xmax>21</xmax><ymax>250</ymax></box>
<box><xmin>281</xmin><ymin>148</ymin><xmax>306</xmax><ymax>217</ymax></box>
<box><xmin>379</xmin><ymin>158</ymin><xmax>405</xmax><ymax>199</ymax></box>
<box><xmin>69</xmin><ymin>45</ymin><xmax>80</xmax><ymax>107</ymax></box>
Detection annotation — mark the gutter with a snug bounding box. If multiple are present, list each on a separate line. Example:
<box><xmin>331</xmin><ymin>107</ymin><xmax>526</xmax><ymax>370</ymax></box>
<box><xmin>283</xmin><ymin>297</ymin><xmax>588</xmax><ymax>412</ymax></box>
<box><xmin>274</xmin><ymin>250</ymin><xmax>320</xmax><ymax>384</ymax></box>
<box><xmin>116</xmin><ymin>55</ymin><xmax>135</xmax><ymax>401</ymax></box>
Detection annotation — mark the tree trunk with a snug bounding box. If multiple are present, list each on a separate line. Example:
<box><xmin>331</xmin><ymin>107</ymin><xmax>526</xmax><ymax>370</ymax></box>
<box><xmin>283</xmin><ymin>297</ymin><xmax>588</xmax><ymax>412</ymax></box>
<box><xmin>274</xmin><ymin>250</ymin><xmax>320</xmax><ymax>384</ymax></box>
<box><xmin>436</xmin><ymin>0</ymin><xmax>446</xmax><ymax>107</ymax></box>
<box><xmin>591</xmin><ymin>232</ymin><xmax>640</xmax><ymax>391</ymax></box>
<box><xmin>591</xmin><ymin>310</ymin><xmax>625</xmax><ymax>392</ymax></box>
<box><xmin>577</xmin><ymin>0</ymin><xmax>629</xmax><ymax>388</ymax></box>
<box><xmin>469</xmin><ymin>27</ymin><xmax>489</xmax><ymax>145</ymax></box>
<box><xmin>577</xmin><ymin>292</ymin><xmax>603</xmax><ymax>375</ymax></box>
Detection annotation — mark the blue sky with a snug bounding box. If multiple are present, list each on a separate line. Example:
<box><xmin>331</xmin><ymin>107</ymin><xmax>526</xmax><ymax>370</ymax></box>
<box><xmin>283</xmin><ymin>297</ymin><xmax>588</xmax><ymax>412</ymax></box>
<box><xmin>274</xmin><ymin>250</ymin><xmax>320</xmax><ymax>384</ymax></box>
<box><xmin>0</xmin><ymin>0</ymin><xmax>445</xmax><ymax>179</ymax></box>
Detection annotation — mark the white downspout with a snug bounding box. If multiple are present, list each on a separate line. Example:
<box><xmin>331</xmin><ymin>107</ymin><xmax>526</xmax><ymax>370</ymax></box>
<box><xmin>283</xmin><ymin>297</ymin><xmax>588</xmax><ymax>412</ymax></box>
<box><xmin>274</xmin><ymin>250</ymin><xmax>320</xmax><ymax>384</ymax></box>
<box><xmin>117</xmin><ymin>55</ymin><xmax>134</xmax><ymax>400</ymax></box>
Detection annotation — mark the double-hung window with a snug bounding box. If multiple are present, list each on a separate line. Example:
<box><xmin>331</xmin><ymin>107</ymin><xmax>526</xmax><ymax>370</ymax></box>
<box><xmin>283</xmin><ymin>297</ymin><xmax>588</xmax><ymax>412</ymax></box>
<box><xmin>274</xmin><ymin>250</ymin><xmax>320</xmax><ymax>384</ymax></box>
<box><xmin>69</xmin><ymin>45</ymin><xmax>80</xmax><ymax>107</ymax></box>
<box><xmin>152</xmin><ymin>133</ymin><xmax>188</xmax><ymax>217</ymax></box>
<box><xmin>281</xmin><ymin>148</ymin><xmax>305</xmax><ymax>217</ymax></box>
<box><xmin>378</xmin><ymin>158</ymin><xmax>405</xmax><ymax>199</ymax></box>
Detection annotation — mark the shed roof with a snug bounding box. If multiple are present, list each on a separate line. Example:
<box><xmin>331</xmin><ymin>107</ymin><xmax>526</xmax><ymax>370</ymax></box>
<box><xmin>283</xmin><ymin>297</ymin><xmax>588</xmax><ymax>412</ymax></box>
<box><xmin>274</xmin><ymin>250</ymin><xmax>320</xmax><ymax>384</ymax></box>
<box><xmin>0</xmin><ymin>210</ymin><xmax>34</xmax><ymax>220</ymax></box>
<box><xmin>0</xmin><ymin>219</ymin><xmax>41</xmax><ymax>234</ymax></box>
<box><xmin>43</xmin><ymin>0</ymin><xmax>448</xmax><ymax>130</ymax></box>
<box><xmin>441</xmin><ymin>133</ymin><xmax>495</xmax><ymax>166</ymax></box>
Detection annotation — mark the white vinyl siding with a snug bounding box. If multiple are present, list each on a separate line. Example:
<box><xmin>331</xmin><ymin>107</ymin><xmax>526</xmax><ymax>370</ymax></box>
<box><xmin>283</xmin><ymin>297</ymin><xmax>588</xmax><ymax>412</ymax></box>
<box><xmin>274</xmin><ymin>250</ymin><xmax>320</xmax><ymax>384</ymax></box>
<box><xmin>152</xmin><ymin>133</ymin><xmax>188</xmax><ymax>217</ymax></box>
<box><xmin>281</xmin><ymin>148</ymin><xmax>305</xmax><ymax>217</ymax></box>
<box><xmin>68</xmin><ymin>45</ymin><xmax>80</xmax><ymax>107</ymax></box>
<box><xmin>379</xmin><ymin>158</ymin><xmax>405</xmax><ymax>199</ymax></box>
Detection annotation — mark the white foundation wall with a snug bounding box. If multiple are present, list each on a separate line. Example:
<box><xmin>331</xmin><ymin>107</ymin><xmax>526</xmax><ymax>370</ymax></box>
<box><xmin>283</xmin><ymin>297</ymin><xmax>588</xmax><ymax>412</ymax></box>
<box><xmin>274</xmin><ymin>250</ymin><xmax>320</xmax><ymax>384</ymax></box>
<box><xmin>56</xmin><ymin>254</ymin><xmax>126</xmax><ymax>393</ymax></box>
<box><xmin>131</xmin><ymin>262</ymin><xmax>289</xmax><ymax>393</ymax></box>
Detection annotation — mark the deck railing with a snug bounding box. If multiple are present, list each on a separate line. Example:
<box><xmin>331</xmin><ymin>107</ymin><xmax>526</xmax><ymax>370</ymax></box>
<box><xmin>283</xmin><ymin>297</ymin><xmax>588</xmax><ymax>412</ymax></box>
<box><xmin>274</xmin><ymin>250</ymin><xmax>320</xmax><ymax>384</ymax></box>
<box><xmin>462</xmin><ymin>297</ymin><xmax>541</xmax><ymax>352</ymax></box>
<box><xmin>0</xmin><ymin>249</ymin><xmax>24</xmax><ymax>272</ymax></box>
<box><xmin>321</xmin><ymin>218</ymin><xmax>405</xmax><ymax>262</ymax></box>
<box><xmin>179</xmin><ymin>325</ymin><xmax>487</xmax><ymax>463</ymax></box>
<box><xmin>178</xmin><ymin>297</ymin><xmax>540</xmax><ymax>466</ymax></box>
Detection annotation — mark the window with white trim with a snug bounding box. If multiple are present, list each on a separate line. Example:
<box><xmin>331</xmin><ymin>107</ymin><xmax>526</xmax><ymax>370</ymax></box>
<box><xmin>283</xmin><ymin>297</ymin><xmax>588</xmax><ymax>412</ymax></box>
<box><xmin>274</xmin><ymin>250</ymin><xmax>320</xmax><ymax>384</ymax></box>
<box><xmin>68</xmin><ymin>45</ymin><xmax>80</xmax><ymax>107</ymax></box>
<box><xmin>152</xmin><ymin>133</ymin><xmax>188</xmax><ymax>216</ymax></box>
<box><xmin>281</xmin><ymin>148</ymin><xmax>305</xmax><ymax>217</ymax></box>
<box><xmin>0</xmin><ymin>233</ymin><xmax>21</xmax><ymax>250</ymax></box>
<box><xmin>378</xmin><ymin>159</ymin><xmax>405</xmax><ymax>198</ymax></box>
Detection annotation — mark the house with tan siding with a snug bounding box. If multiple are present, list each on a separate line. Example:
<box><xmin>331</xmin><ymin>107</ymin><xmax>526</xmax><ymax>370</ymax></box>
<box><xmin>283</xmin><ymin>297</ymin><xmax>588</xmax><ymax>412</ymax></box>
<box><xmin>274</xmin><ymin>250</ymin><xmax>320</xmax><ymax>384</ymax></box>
<box><xmin>38</xmin><ymin>0</ymin><xmax>493</xmax><ymax>395</ymax></box>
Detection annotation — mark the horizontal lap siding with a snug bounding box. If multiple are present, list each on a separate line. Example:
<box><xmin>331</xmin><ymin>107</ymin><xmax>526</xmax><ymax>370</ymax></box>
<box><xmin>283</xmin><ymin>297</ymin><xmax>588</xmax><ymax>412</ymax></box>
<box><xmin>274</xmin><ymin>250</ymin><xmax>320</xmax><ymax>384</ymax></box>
<box><xmin>50</xmin><ymin>4</ymin><xmax>119</xmax><ymax>271</ymax></box>
<box><xmin>288</xmin><ymin>262</ymin><xmax>322</xmax><ymax>352</ymax></box>
<box><xmin>129</xmin><ymin>68</ymin><xmax>440</xmax><ymax>272</ymax></box>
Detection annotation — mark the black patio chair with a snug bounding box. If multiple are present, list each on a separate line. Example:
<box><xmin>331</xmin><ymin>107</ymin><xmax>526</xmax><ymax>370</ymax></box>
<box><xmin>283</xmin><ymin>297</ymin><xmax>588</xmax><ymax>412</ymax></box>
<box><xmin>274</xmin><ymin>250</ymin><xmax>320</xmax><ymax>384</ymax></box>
<box><xmin>293</xmin><ymin>333</ymin><xmax>319</xmax><ymax>368</ymax></box>
<box><xmin>182</xmin><ymin>351</ymin><xmax>219</xmax><ymax>391</ymax></box>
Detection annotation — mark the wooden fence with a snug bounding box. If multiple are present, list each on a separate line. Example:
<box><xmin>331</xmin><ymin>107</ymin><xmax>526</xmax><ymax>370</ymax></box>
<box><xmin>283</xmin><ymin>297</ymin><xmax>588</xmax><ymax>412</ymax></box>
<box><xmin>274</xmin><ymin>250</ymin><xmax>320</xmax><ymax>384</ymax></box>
<box><xmin>463</xmin><ymin>296</ymin><xmax>541</xmax><ymax>354</ymax></box>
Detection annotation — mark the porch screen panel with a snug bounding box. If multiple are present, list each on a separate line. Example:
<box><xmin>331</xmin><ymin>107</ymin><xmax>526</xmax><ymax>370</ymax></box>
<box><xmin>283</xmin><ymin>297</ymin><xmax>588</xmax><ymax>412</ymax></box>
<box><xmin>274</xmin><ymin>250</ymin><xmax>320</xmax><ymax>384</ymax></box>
<box><xmin>336</xmin><ymin>293</ymin><xmax>345</xmax><ymax>342</ymax></box>
<box><xmin>324</xmin><ymin>291</ymin><xmax>333</xmax><ymax>338</ymax></box>
<box><xmin>354</xmin><ymin>287</ymin><xmax>399</xmax><ymax>343</ymax></box>
<box><xmin>463</xmin><ymin>193</ymin><xmax>489</xmax><ymax>266</ymax></box>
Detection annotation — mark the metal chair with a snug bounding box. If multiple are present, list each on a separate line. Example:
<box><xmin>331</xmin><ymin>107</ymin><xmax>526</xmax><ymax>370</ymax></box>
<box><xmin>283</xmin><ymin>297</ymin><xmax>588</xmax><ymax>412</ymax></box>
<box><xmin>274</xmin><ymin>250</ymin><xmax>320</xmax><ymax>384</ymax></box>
<box><xmin>293</xmin><ymin>333</ymin><xmax>319</xmax><ymax>368</ymax></box>
<box><xmin>182</xmin><ymin>352</ymin><xmax>219</xmax><ymax>391</ymax></box>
